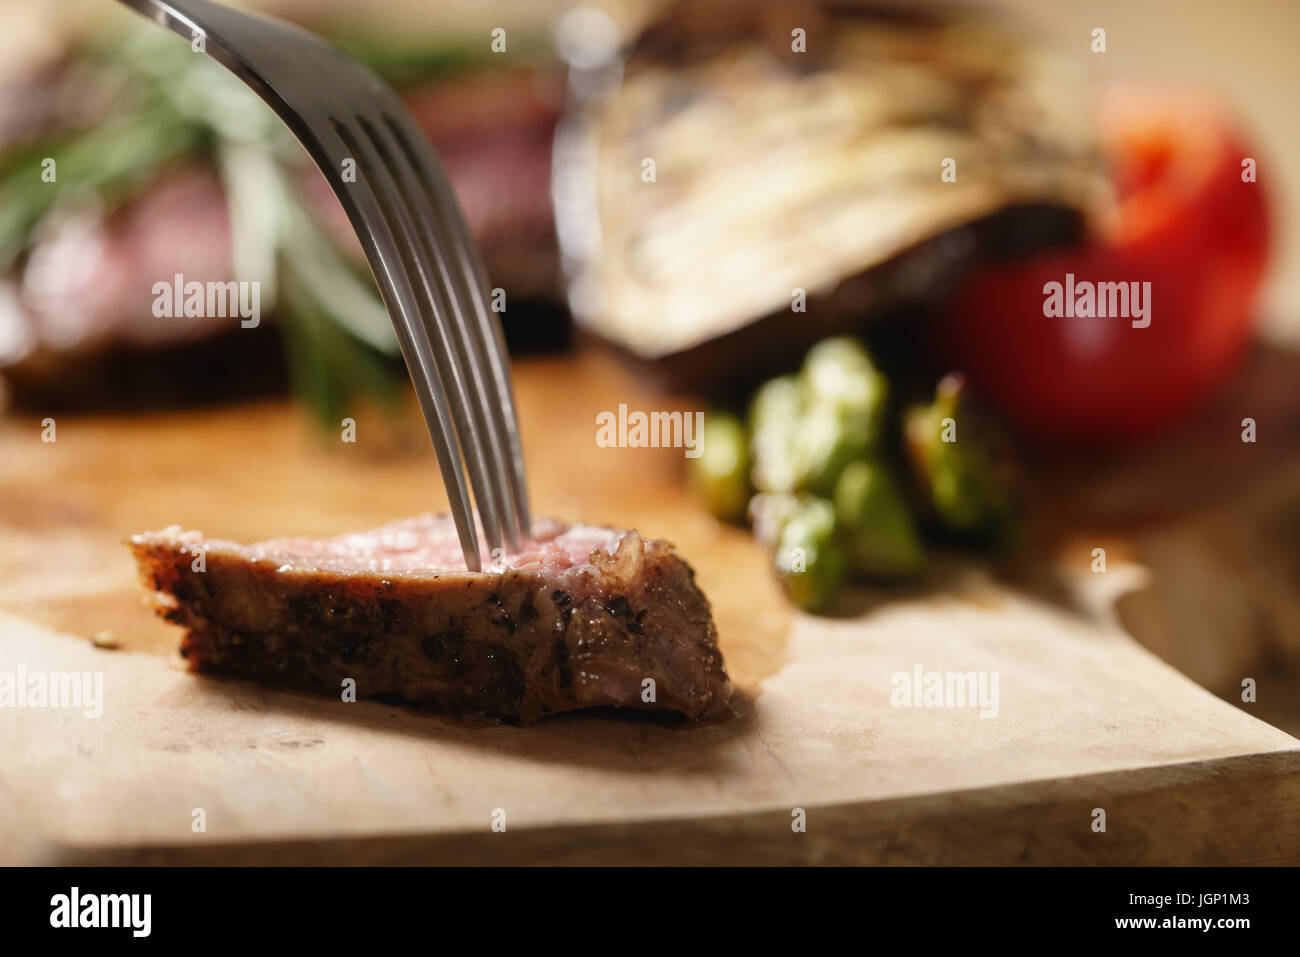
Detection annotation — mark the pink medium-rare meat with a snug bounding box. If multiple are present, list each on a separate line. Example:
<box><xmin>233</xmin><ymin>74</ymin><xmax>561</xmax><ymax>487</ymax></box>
<box><xmin>129</xmin><ymin>514</ymin><xmax>731</xmax><ymax>723</ymax></box>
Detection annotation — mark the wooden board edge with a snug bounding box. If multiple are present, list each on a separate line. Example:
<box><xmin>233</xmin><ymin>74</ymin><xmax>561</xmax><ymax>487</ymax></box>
<box><xmin>19</xmin><ymin>748</ymin><xmax>1300</xmax><ymax>866</ymax></box>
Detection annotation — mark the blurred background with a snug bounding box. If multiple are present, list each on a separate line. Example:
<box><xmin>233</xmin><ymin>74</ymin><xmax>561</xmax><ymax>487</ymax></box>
<box><xmin>2</xmin><ymin>0</ymin><xmax>1297</xmax><ymax>400</ymax></box>
<box><xmin>1</xmin><ymin>1</ymin><xmax>1297</xmax><ymax>403</ymax></box>
<box><xmin>0</xmin><ymin>0</ymin><xmax>1297</xmax><ymax>732</ymax></box>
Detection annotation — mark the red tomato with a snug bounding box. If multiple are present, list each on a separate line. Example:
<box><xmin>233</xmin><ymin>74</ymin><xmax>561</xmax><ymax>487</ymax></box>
<box><xmin>933</xmin><ymin>89</ymin><xmax>1271</xmax><ymax>443</ymax></box>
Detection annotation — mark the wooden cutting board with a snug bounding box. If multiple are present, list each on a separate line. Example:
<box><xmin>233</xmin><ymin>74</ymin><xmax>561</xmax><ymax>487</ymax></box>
<box><xmin>1</xmin><ymin>349</ymin><xmax>1298</xmax><ymax>864</ymax></box>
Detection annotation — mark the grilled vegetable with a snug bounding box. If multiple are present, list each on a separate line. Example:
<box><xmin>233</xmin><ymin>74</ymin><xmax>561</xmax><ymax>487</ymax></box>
<box><xmin>834</xmin><ymin>461</ymin><xmax>924</xmax><ymax>579</ymax></box>
<box><xmin>793</xmin><ymin>337</ymin><xmax>888</xmax><ymax>494</ymax></box>
<box><xmin>904</xmin><ymin>373</ymin><xmax>1020</xmax><ymax>544</ymax></box>
<box><xmin>689</xmin><ymin>410</ymin><xmax>751</xmax><ymax>523</ymax></box>
<box><xmin>749</xmin><ymin>374</ymin><xmax>802</xmax><ymax>494</ymax></box>
<box><xmin>934</xmin><ymin>90</ymin><xmax>1270</xmax><ymax>443</ymax></box>
<box><xmin>748</xmin><ymin>491</ymin><xmax>801</xmax><ymax>549</ymax></box>
<box><xmin>693</xmin><ymin>335</ymin><xmax>1022</xmax><ymax>612</ymax></box>
<box><xmin>556</xmin><ymin>0</ymin><xmax>1100</xmax><ymax>390</ymax></box>
<box><xmin>773</xmin><ymin>496</ymin><xmax>845</xmax><ymax>612</ymax></box>
<box><xmin>801</xmin><ymin>337</ymin><xmax>887</xmax><ymax>418</ymax></box>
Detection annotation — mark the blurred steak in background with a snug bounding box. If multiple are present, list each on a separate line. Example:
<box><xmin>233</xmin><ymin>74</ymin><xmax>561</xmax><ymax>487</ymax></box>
<box><xmin>0</xmin><ymin>165</ymin><xmax>289</xmax><ymax>410</ymax></box>
<box><xmin>407</xmin><ymin>70</ymin><xmax>564</xmax><ymax>312</ymax></box>
<box><xmin>0</xmin><ymin>12</ymin><xmax>569</xmax><ymax>413</ymax></box>
<box><xmin>300</xmin><ymin>67</ymin><xmax>567</xmax><ymax>347</ymax></box>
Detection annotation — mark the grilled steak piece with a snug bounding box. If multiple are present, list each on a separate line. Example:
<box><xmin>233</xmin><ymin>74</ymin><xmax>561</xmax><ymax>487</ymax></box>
<box><xmin>129</xmin><ymin>515</ymin><xmax>731</xmax><ymax>723</ymax></box>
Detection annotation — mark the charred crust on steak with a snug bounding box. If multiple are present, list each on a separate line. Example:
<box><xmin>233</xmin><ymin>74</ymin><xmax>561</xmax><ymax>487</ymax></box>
<box><xmin>128</xmin><ymin>515</ymin><xmax>731</xmax><ymax>723</ymax></box>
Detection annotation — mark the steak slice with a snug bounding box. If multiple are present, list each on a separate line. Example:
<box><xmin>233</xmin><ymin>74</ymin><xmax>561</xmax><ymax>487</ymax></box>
<box><xmin>129</xmin><ymin>515</ymin><xmax>731</xmax><ymax>723</ymax></box>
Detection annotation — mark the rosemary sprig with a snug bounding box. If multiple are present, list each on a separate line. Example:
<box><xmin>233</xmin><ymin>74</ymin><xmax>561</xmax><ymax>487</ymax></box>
<box><xmin>279</xmin><ymin>268</ymin><xmax>400</xmax><ymax>429</ymax></box>
<box><xmin>330</xmin><ymin>24</ymin><xmax>554</xmax><ymax>87</ymax></box>
<box><xmin>0</xmin><ymin>23</ymin><xmax>422</xmax><ymax>426</ymax></box>
<box><xmin>0</xmin><ymin>82</ymin><xmax>203</xmax><ymax>274</ymax></box>
<box><xmin>214</xmin><ymin>133</ymin><xmax>402</xmax><ymax>430</ymax></box>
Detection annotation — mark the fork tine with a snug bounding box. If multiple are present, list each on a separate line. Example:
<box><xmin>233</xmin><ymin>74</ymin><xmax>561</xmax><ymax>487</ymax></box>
<box><xmin>331</xmin><ymin>117</ymin><xmax>508</xmax><ymax>561</ymax></box>
<box><xmin>113</xmin><ymin>0</ymin><xmax>531</xmax><ymax>560</ymax></box>
<box><xmin>323</xmin><ymin>123</ymin><xmax>483</xmax><ymax>570</ymax></box>
<box><xmin>381</xmin><ymin>117</ymin><xmax>533</xmax><ymax>544</ymax></box>
<box><xmin>358</xmin><ymin>114</ymin><xmax>518</xmax><ymax>554</ymax></box>
<box><xmin>377</xmin><ymin>124</ymin><xmax>524</xmax><ymax>549</ymax></box>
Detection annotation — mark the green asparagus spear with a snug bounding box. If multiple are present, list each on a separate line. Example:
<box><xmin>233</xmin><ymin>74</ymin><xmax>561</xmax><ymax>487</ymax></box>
<box><xmin>833</xmin><ymin>460</ymin><xmax>924</xmax><ymax>579</ymax></box>
<box><xmin>791</xmin><ymin>403</ymin><xmax>871</xmax><ymax>496</ymax></box>
<box><xmin>773</xmin><ymin>496</ymin><xmax>846</xmax><ymax>612</ymax></box>
<box><xmin>801</xmin><ymin>336</ymin><xmax>887</xmax><ymax>418</ymax></box>
<box><xmin>903</xmin><ymin>373</ymin><xmax>1020</xmax><ymax>545</ymax></box>
<box><xmin>748</xmin><ymin>374</ymin><xmax>803</xmax><ymax>494</ymax></box>
<box><xmin>748</xmin><ymin>491</ymin><xmax>801</xmax><ymax>549</ymax></box>
<box><xmin>689</xmin><ymin>411</ymin><xmax>751</xmax><ymax>523</ymax></box>
<box><xmin>793</xmin><ymin>338</ymin><xmax>888</xmax><ymax>494</ymax></box>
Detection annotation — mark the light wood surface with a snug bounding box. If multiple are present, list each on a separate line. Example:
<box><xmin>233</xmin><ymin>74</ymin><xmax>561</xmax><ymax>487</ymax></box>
<box><xmin>1</xmin><ymin>350</ymin><xmax>1297</xmax><ymax>864</ymax></box>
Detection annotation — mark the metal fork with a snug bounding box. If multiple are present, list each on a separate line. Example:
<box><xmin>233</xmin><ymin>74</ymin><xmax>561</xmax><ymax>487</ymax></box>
<box><xmin>114</xmin><ymin>0</ymin><xmax>530</xmax><ymax>571</ymax></box>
